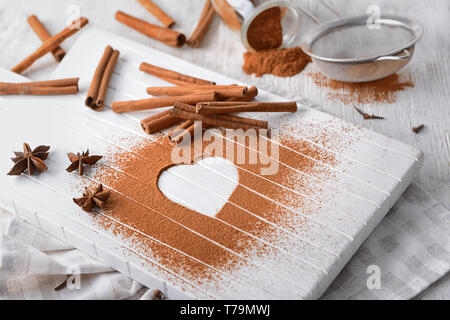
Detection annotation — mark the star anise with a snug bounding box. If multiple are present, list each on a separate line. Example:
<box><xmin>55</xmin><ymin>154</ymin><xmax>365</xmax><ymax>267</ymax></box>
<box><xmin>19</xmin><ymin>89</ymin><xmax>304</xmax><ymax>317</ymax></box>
<box><xmin>73</xmin><ymin>184</ymin><xmax>111</xmax><ymax>213</ymax></box>
<box><xmin>66</xmin><ymin>149</ymin><xmax>102</xmax><ymax>176</ymax></box>
<box><xmin>7</xmin><ymin>143</ymin><xmax>50</xmax><ymax>176</ymax></box>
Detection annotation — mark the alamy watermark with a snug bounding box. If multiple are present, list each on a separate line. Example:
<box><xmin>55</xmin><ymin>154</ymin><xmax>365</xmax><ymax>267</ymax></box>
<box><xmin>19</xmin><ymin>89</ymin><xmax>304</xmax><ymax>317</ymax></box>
<box><xmin>67</xmin><ymin>5</ymin><xmax>81</xmax><ymax>29</ymax></box>
<box><xmin>367</xmin><ymin>5</ymin><xmax>382</xmax><ymax>30</ymax></box>
<box><xmin>366</xmin><ymin>265</ymin><xmax>381</xmax><ymax>290</ymax></box>
<box><xmin>171</xmin><ymin>122</ymin><xmax>280</xmax><ymax>176</ymax></box>
<box><xmin>55</xmin><ymin>265</ymin><xmax>81</xmax><ymax>291</ymax></box>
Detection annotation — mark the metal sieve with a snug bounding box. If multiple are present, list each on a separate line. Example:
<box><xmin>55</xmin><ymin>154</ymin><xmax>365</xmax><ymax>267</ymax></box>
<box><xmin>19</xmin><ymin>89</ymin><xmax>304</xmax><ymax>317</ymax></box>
<box><xmin>299</xmin><ymin>12</ymin><xmax>423</xmax><ymax>82</ymax></box>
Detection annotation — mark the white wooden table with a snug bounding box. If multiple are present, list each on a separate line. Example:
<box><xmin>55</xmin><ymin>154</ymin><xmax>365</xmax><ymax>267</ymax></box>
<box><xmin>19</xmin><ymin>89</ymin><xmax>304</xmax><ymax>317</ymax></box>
<box><xmin>0</xmin><ymin>0</ymin><xmax>448</xmax><ymax>299</ymax></box>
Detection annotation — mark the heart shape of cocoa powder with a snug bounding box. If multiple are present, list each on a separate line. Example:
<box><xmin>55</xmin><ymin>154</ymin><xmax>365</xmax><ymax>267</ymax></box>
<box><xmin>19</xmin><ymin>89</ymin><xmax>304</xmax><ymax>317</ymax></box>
<box><xmin>158</xmin><ymin>157</ymin><xmax>239</xmax><ymax>218</ymax></box>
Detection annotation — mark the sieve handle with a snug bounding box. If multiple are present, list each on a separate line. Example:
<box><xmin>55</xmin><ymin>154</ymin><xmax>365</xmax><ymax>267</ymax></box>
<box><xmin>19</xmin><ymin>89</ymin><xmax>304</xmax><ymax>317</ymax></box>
<box><xmin>375</xmin><ymin>49</ymin><xmax>411</xmax><ymax>61</ymax></box>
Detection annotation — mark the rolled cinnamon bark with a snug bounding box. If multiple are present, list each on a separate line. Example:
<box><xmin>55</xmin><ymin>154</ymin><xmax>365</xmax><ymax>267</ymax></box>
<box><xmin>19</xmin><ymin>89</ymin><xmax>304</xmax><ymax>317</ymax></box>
<box><xmin>0</xmin><ymin>78</ymin><xmax>79</xmax><ymax>88</ymax></box>
<box><xmin>12</xmin><ymin>17</ymin><xmax>89</xmax><ymax>74</ymax></box>
<box><xmin>140</xmin><ymin>62</ymin><xmax>215</xmax><ymax>85</ymax></box>
<box><xmin>227</xmin><ymin>86</ymin><xmax>258</xmax><ymax>102</ymax></box>
<box><xmin>86</xmin><ymin>46</ymin><xmax>114</xmax><ymax>109</ymax></box>
<box><xmin>27</xmin><ymin>15</ymin><xmax>66</xmax><ymax>62</ymax></box>
<box><xmin>212</xmin><ymin>0</ymin><xmax>242</xmax><ymax>31</ymax></box>
<box><xmin>95</xmin><ymin>49</ymin><xmax>120</xmax><ymax>109</ymax></box>
<box><xmin>141</xmin><ymin>113</ymin><xmax>181</xmax><ymax>134</ymax></box>
<box><xmin>0</xmin><ymin>85</ymin><xmax>78</xmax><ymax>95</ymax></box>
<box><xmin>188</xmin><ymin>0</ymin><xmax>215</xmax><ymax>48</ymax></box>
<box><xmin>112</xmin><ymin>91</ymin><xmax>218</xmax><ymax>113</ymax></box>
<box><xmin>212</xmin><ymin>114</ymin><xmax>268</xmax><ymax>129</ymax></box>
<box><xmin>158</xmin><ymin>77</ymin><xmax>199</xmax><ymax>86</ymax></box>
<box><xmin>171</xmin><ymin>104</ymin><xmax>265</xmax><ymax>130</ymax></box>
<box><xmin>169</xmin><ymin>120</ymin><xmax>194</xmax><ymax>141</ymax></box>
<box><xmin>140</xmin><ymin>109</ymin><xmax>172</xmax><ymax>130</ymax></box>
<box><xmin>171</xmin><ymin>121</ymin><xmax>201</xmax><ymax>144</ymax></box>
<box><xmin>195</xmin><ymin>101</ymin><xmax>297</xmax><ymax>114</ymax></box>
<box><xmin>115</xmin><ymin>11</ymin><xmax>185</xmax><ymax>47</ymax></box>
<box><xmin>147</xmin><ymin>85</ymin><xmax>247</xmax><ymax>98</ymax></box>
<box><xmin>136</xmin><ymin>0</ymin><xmax>175</xmax><ymax>28</ymax></box>
<box><xmin>172</xmin><ymin>102</ymin><xmax>267</xmax><ymax>127</ymax></box>
<box><xmin>173</xmin><ymin>102</ymin><xmax>196</xmax><ymax>113</ymax></box>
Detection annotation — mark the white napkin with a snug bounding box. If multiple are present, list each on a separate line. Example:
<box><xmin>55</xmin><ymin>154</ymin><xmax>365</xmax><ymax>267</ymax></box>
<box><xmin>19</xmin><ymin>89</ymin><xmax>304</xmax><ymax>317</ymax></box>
<box><xmin>0</xmin><ymin>210</ymin><xmax>157</xmax><ymax>300</ymax></box>
<box><xmin>323</xmin><ymin>183</ymin><xmax>450</xmax><ymax>299</ymax></box>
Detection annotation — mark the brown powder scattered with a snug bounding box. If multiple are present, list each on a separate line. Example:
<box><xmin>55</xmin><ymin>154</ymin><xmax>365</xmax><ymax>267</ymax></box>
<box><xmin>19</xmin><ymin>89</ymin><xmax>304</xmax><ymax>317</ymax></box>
<box><xmin>243</xmin><ymin>47</ymin><xmax>312</xmax><ymax>77</ymax></box>
<box><xmin>89</xmin><ymin>130</ymin><xmax>339</xmax><ymax>284</ymax></box>
<box><xmin>309</xmin><ymin>72</ymin><xmax>415</xmax><ymax>104</ymax></box>
<box><xmin>246</xmin><ymin>7</ymin><xmax>283</xmax><ymax>51</ymax></box>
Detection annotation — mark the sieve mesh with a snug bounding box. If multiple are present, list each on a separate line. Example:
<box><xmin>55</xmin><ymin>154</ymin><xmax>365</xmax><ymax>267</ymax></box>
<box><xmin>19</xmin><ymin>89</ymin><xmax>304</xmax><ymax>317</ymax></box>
<box><xmin>300</xmin><ymin>14</ymin><xmax>423</xmax><ymax>82</ymax></box>
<box><xmin>311</xmin><ymin>23</ymin><xmax>416</xmax><ymax>60</ymax></box>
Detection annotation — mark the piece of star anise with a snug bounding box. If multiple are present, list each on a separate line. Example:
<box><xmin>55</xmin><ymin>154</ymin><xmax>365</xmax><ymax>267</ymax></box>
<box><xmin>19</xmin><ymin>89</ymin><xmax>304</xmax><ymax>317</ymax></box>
<box><xmin>73</xmin><ymin>184</ymin><xmax>110</xmax><ymax>213</ymax></box>
<box><xmin>66</xmin><ymin>149</ymin><xmax>102</xmax><ymax>176</ymax></box>
<box><xmin>7</xmin><ymin>143</ymin><xmax>50</xmax><ymax>176</ymax></box>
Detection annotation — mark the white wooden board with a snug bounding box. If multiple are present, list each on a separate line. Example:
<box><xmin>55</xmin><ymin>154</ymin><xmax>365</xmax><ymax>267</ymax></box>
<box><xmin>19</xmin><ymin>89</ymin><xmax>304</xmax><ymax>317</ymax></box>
<box><xmin>0</xmin><ymin>27</ymin><xmax>423</xmax><ymax>299</ymax></box>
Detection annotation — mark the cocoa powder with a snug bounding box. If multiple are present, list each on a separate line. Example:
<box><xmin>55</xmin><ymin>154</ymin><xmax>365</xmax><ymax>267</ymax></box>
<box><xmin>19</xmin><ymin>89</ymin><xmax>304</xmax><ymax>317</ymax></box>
<box><xmin>309</xmin><ymin>72</ymin><xmax>415</xmax><ymax>104</ymax></box>
<box><xmin>243</xmin><ymin>7</ymin><xmax>311</xmax><ymax>77</ymax></box>
<box><xmin>89</xmin><ymin>131</ymin><xmax>339</xmax><ymax>282</ymax></box>
<box><xmin>243</xmin><ymin>47</ymin><xmax>311</xmax><ymax>77</ymax></box>
<box><xmin>246</xmin><ymin>7</ymin><xmax>283</xmax><ymax>51</ymax></box>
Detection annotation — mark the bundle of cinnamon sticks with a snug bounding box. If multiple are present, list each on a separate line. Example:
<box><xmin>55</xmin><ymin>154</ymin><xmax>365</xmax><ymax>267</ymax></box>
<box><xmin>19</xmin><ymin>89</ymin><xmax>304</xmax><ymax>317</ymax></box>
<box><xmin>0</xmin><ymin>78</ymin><xmax>79</xmax><ymax>96</ymax></box>
<box><xmin>112</xmin><ymin>62</ymin><xmax>297</xmax><ymax>143</ymax></box>
<box><xmin>139</xmin><ymin>88</ymin><xmax>297</xmax><ymax>144</ymax></box>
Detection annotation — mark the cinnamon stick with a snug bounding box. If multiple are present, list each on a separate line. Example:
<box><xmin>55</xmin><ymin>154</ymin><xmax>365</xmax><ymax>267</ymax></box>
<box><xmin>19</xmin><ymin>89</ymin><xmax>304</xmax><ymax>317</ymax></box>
<box><xmin>172</xmin><ymin>99</ymin><xmax>268</xmax><ymax>128</ymax></box>
<box><xmin>140</xmin><ymin>109</ymin><xmax>172</xmax><ymax>132</ymax></box>
<box><xmin>171</xmin><ymin>121</ymin><xmax>201</xmax><ymax>144</ymax></box>
<box><xmin>169</xmin><ymin>120</ymin><xmax>194</xmax><ymax>141</ymax></box>
<box><xmin>115</xmin><ymin>11</ymin><xmax>185</xmax><ymax>48</ymax></box>
<box><xmin>188</xmin><ymin>0</ymin><xmax>215</xmax><ymax>48</ymax></box>
<box><xmin>0</xmin><ymin>85</ymin><xmax>78</xmax><ymax>96</ymax></box>
<box><xmin>212</xmin><ymin>114</ymin><xmax>268</xmax><ymax>129</ymax></box>
<box><xmin>196</xmin><ymin>101</ymin><xmax>297</xmax><ymax>114</ymax></box>
<box><xmin>140</xmin><ymin>62</ymin><xmax>215</xmax><ymax>85</ymax></box>
<box><xmin>147</xmin><ymin>85</ymin><xmax>247</xmax><ymax>98</ymax></box>
<box><xmin>173</xmin><ymin>102</ymin><xmax>267</xmax><ymax>128</ymax></box>
<box><xmin>96</xmin><ymin>49</ymin><xmax>120</xmax><ymax>109</ymax></box>
<box><xmin>171</xmin><ymin>104</ymin><xmax>264</xmax><ymax>130</ymax></box>
<box><xmin>173</xmin><ymin>102</ymin><xmax>197</xmax><ymax>113</ymax></box>
<box><xmin>0</xmin><ymin>78</ymin><xmax>79</xmax><ymax>88</ymax></box>
<box><xmin>212</xmin><ymin>0</ymin><xmax>242</xmax><ymax>31</ymax></box>
<box><xmin>141</xmin><ymin>113</ymin><xmax>181</xmax><ymax>134</ymax></box>
<box><xmin>112</xmin><ymin>91</ymin><xmax>218</xmax><ymax>113</ymax></box>
<box><xmin>86</xmin><ymin>46</ymin><xmax>113</xmax><ymax>109</ymax></box>
<box><xmin>136</xmin><ymin>0</ymin><xmax>175</xmax><ymax>28</ymax></box>
<box><xmin>157</xmin><ymin>76</ymin><xmax>196</xmax><ymax>86</ymax></box>
<box><xmin>12</xmin><ymin>17</ymin><xmax>89</xmax><ymax>74</ymax></box>
<box><xmin>27</xmin><ymin>15</ymin><xmax>66</xmax><ymax>62</ymax></box>
<box><xmin>227</xmin><ymin>86</ymin><xmax>258</xmax><ymax>102</ymax></box>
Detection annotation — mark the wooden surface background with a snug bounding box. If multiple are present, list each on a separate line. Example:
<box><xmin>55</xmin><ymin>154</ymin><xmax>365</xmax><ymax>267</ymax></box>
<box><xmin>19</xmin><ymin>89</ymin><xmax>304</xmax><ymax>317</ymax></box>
<box><xmin>0</xmin><ymin>0</ymin><xmax>448</xmax><ymax>299</ymax></box>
